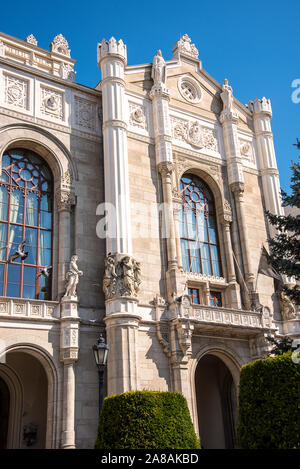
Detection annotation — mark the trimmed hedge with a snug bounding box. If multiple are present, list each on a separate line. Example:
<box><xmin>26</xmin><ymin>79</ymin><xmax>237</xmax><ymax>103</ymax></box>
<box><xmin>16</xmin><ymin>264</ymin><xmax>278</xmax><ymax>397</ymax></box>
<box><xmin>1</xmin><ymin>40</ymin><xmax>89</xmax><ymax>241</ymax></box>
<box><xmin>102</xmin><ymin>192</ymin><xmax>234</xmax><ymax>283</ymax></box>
<box><xmin>95</xmin><ymin>390</ymin><xmax>200</xmax><ymax>449</ymax></box>
<box><xmin>236</xmin><ymin>351</ymin><xmax>300</xmax><ymax>449</ymax></box>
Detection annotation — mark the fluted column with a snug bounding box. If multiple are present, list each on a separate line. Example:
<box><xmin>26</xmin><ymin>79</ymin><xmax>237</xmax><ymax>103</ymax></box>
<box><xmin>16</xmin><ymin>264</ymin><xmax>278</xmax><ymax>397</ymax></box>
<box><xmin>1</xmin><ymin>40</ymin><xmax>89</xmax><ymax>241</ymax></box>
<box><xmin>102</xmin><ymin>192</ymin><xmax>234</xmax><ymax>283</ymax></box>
<box><xmin>251</xmin><ymin>97</ymin><xmax>284</xmax><ymax>239</ymax></box>
<box><xmin>98</xmin><ymin>38</ymin><xmax>142</xmax><ymax>397</ymax></box>
<box><xmin>220</xmin><ymin>79</ymin><xmax>255</xmax><ymax>299</ymax></box>
<box><xmin>98</xmin><ymin>37</ymin><xmax>132</xmax><ymax>256</ymax></box>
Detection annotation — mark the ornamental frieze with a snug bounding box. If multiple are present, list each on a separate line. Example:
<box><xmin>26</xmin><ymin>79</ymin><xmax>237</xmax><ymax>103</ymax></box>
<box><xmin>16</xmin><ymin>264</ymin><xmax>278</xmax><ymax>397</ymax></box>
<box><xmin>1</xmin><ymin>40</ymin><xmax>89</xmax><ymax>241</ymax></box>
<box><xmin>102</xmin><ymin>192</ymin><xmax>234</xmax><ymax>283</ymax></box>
<box><xmin>171</xmin><ymin>117</ymin><xmax>218</xmax><ymax>152</ymax></box>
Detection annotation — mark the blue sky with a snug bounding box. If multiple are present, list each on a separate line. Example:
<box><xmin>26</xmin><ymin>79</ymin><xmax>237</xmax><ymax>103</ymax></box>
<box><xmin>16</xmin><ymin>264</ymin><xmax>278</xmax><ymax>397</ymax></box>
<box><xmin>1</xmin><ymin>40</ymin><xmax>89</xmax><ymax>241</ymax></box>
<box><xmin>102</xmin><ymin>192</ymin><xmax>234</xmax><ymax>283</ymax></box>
<box><xmin>2</xmin><ymin>0</ymin><xmax>299</xmax><ymax>193</ymax></box>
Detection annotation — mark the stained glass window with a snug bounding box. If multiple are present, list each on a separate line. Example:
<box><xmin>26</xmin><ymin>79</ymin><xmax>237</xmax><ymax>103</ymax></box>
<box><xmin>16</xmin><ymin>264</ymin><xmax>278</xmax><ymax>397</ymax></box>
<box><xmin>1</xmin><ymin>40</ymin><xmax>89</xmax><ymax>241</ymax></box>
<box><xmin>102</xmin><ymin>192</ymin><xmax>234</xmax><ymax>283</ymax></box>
<box><xmin>180</xmin><ymin>174</ymin><xmax>222</xmax><ymax>277</ymax></box>
<box><xmin>0</xmin><ymin>149</ymin><xmax>53</xmax><ymax>299</ymax></box>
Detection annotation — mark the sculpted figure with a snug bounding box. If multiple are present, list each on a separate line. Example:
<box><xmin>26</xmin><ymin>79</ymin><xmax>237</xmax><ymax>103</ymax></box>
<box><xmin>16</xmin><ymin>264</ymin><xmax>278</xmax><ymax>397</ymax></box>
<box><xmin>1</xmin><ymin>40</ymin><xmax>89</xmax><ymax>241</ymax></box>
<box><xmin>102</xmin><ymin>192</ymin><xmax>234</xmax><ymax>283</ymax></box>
<box><xmin>279</xmin><ymin>291</ymin><xmax>296</xmax><ymax>321</ymax></box>
<box><xmin>152</xmin><ymin>50</ymin><xmax>166</xmax><ymax>87</ymax></box>
<box><xmin>133</xmin><ymin>259</ymin><xmax>141</xmax><ymax>294</ymax></box>
<box><xmin>220</xmin><ymin>79</ymin><xmax>234</xmax><ymax>113</ymax></box>
<box><xmin>64</xmin><ymin>255</ymin><xmax>83</xmax><ymax>297</ymax></box>
<box><xmin>103</xmin><ymin>255</ymin><xmax>117</xmax><ymax>299</ymax></box>
<box><xmin>121</xmin><ymin>256</ymin><xmax>135</xmax><ymax>295</ymax></box>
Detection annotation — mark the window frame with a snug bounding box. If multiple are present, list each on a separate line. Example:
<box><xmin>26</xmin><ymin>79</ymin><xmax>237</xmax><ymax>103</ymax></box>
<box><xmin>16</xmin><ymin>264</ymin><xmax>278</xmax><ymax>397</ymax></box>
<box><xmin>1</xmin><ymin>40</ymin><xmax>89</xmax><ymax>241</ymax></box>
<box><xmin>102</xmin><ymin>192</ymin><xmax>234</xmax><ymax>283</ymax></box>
<box><xmin>0</xmin><ymin>148</ymin><xmax>53</xmax><ymax>300</ymax></box>
<box><xmin>180</xmin><ymin>173</ymin><xmax>222</xmax><ymax>277</ymax></box>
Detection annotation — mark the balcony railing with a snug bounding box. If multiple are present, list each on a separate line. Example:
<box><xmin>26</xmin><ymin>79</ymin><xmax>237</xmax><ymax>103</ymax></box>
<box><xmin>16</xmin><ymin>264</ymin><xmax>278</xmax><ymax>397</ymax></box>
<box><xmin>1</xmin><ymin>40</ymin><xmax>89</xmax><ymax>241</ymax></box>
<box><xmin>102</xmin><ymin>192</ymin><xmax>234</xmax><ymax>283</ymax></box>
<box><xmin>0</xmin><ymin>296</ymin><xmax>60</xmax><ymax>320</ymax></box>
<box><xmin>190</xmin><ymin>304</ymin><xmax>264</xmax><ymax>329</ymax></box>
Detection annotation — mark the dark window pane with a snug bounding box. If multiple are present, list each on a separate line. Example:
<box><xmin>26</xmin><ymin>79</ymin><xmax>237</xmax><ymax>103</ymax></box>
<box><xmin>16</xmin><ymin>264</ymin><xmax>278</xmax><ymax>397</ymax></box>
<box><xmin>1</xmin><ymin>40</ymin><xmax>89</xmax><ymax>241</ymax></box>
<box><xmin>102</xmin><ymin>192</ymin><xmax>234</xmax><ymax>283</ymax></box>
<box><xmin>212</xmin><ymin>261</ymin><xmax>221</xmax><ymax>277</ymax></box>
<box><xmin>40</xmin><ymin>194</ymin><xmax>52</xmax><ymax>211</ymax></box>
<box><xmin>10</xmin><ymin>204</ymin><xmax>23</xmax><ymax>224</ymax></box>
<box><xmin>7</xmin><ymin>264</ymin><xmax>21</xmax><ymax>283</ymax></box>
<box><xmin>26</xmin><ymin>192</ymin><xmax>39</xmax><ymax>210</ymax></box>
<box><xmin>25</xmin><ymin>227</ymin><xmax>37</xmax><ymax>246</ymax></box>
<box><xmin>0</xmin><ymin>186</ymin><xmax>8</xmax><ymax>203</ymax></box>
<box><xmin>23</xmin><ymin>285</ymin><xmax>35</xmax><ymax>299</ymax></box>
<box><xmin>2</xmin><ymin>154</ymin><xmax>10</xmax><ymax>167</ymax></box>
<box><xmin>25</xmin><ymin>245</ymin><xmax>37</xmax><ymax>265</ymax></box>
<box><xmin>24</xmin><ymin>266</ymin><xmax>36</xmax><ymax>285</ymax></box>
<box><xmin>40</xmin><ymin>230</ymin><xmax>51</xmax><ymax>250</ymax></box>
<box><xmin>9</xmin><ymin>225</ymin><xmax>23</xmax><ymax>245</ymax></box>
<box><xmin>40</xmin><ymin>211</ymin><xmax>52</xmax><ymax>229</ymax></box>
<box><xmin>6</xmin><ymin>283</ymin><xmax>20</xmax><ymax>298</ymax></box>
<box><xmin>39</xmin><ymin>248</ymin><xmax>51</xmax><ymax>266</ymax></box>
<box><xmin>0</xmin><ymin>282</ymin><xmax>3</xmax><ymax>296</ymax></box>
<box><xmin>0</xmin><ymin>264</ymin><xmax>4</xmax><ymax>282</ymax></box>
<box><xmin>39</xmin><ymin>276</ymin><xmax>51</xmax><ymax>300</ymax></box>
<box><xmin>26</xmin><ymin>208</ymin><xmax>38</xmax><ymax>226</ymax></box>
<box><xmin>0</xmin><ymin>203</ymin><xmax>8</xmax><ymax>222</ymax></box>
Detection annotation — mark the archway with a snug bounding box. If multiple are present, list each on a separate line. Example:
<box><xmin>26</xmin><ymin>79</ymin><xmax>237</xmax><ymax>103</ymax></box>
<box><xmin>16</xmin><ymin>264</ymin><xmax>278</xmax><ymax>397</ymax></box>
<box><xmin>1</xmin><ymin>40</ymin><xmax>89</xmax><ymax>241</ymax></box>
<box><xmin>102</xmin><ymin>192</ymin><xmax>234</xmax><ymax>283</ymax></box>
<box><xmin>0</xmin><ymin>351</ymin><xmax>49</xmax><ymax>448</ymax></box>
<box><xmin>0</xmin><ymin>377</ymin><xmax>10</xmax><ymax>448</ymax></box>
<box><xmin>195</xmin><ymin>354</ymin><xmax>238</xmax><ymax>449</ymax></box>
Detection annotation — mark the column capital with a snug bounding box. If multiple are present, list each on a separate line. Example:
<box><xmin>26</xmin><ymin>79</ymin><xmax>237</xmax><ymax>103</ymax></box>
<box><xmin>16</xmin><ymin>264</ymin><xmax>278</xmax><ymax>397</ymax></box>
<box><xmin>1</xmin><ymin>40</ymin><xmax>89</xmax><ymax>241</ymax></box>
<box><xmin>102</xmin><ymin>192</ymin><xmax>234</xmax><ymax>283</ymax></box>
<box><xmin>149</xmin><ymin>86</ymin><xmax>170</xmax><ymax>101</ymax></box>
<box><xmin>157</xmin><ymin>161</ymin><xmax>174</xmax><ymax>177</ymax></box>
<box><xmin>55</xmin><ymin>188</ymin><xmax>75</xmax><ymax>212</ymax></box>
<box><xmin>230</xmin><ymin>181</ymin><xmax>244</xmax><ymax>196</ymax></box>
<box><xmin>219</xmin><ymin>110</ymin><xmax>238</xmax><ymax>124</ymax></box>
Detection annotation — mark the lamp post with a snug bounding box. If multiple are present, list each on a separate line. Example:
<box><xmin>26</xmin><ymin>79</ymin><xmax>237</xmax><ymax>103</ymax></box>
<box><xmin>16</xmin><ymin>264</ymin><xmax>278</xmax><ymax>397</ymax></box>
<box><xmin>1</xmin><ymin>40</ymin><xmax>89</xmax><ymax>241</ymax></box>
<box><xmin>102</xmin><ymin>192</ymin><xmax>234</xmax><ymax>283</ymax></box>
<box><xmin>93</xmin><ymin>334</ymin><xmax>109</xmax><ymax>414</ymax></box>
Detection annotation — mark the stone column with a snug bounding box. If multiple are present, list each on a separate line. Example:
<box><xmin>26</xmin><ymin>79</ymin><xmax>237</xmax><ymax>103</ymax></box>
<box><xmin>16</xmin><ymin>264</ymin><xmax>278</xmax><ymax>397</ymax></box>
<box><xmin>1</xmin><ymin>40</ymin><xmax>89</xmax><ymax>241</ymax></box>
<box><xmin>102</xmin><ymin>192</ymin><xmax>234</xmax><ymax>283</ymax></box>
<box><xmin>60</xmin><ymin>296</ymin><xmax>80</xmax><ymax>449</ymax></box>
<box><xmin>218</xmin><ymin>201</ymin><xmax>242</xmax><ymax>308</ymax></box>
<box><xmin>97</xmin><ymin>37</ymin><xmax>132</xmax><ymax>256</ymax></box>
<box><xmin>98</xmin><ymin>38</ymin><xmax>141</xmax><ymax>396</ymax></box>
<box><xmin>220</xmin><ymin>79</ymin><xmax>255</xmax><ymax>300</ymax></box>
<box><xmin>150</xmin><ymin>52</ymin><xmax>185</xmax><ymax>301</ymax></box>
<box><xmin>56</xmin><ymin>189</ymin><xmax>75</xmax><ymax>299</ymax></box>
<box><xmin>251</xmin><ymin>97</ymin><xmax>284</xmax><ymax>238</ymax></box>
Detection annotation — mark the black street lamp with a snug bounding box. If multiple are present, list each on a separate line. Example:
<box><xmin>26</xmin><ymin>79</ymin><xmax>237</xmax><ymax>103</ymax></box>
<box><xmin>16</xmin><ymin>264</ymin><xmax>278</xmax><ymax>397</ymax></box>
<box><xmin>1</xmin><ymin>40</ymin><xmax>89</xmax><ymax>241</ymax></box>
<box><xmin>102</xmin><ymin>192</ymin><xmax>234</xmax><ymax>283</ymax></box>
<box><xmin>93</xmin><ymin>334</ymin><xmax>109</xmax><ymax>414</ymax></box>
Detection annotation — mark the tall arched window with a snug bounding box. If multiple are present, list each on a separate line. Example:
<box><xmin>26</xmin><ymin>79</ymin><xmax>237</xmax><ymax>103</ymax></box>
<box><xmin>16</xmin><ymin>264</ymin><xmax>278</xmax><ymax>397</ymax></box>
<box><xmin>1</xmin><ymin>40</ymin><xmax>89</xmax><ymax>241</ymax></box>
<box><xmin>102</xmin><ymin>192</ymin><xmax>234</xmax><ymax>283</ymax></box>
<box><xmin>0</xmin><ymin>149</ymin><xmax>53</xmax><ymax>300</ymax></box>
<box><xmin>180</xmin><ymin>174</ymin><xmax>221</xmax><ymax>277</ymax></box>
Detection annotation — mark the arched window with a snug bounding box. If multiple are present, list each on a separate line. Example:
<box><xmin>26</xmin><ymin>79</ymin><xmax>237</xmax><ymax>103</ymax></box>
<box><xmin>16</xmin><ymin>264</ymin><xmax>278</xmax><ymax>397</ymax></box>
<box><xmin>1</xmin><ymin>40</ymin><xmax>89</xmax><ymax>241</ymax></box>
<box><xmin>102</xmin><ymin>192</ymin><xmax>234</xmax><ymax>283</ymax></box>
<box><xmin>180</xmin><ymin>174</ymin><xmax>221</xmax><ymax>277</ymax></box>
<box><xmin>0</xmin><ymin>149</ymin><xmax>53</xmax><ymax>300</ymax></box>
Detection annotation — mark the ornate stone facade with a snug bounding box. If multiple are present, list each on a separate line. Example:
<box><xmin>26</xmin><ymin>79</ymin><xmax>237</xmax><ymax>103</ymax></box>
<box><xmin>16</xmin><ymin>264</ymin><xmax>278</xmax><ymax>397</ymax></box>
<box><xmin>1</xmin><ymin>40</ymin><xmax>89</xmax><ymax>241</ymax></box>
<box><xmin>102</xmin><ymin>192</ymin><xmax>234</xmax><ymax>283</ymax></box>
<box><xmin>0</xmin><ymin>31</ymin><xmax>296</xmax><ymax>450</ymax></box>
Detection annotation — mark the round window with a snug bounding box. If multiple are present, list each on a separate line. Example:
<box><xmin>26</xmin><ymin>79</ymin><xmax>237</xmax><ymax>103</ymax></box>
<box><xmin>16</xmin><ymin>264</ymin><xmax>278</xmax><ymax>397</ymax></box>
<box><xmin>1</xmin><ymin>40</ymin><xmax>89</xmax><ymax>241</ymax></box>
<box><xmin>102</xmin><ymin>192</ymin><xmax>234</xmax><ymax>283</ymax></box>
<box><xmin>178</xmin><ymin>77</ymin><xmax>201</xmax><ymax>103</ymax></box>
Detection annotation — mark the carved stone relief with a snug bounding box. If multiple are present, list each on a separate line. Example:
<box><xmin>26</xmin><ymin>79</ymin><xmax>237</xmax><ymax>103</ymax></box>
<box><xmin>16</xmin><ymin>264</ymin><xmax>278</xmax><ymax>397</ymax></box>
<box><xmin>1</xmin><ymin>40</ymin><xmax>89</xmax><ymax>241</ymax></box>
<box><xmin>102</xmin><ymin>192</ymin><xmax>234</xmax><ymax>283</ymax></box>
<box><xmin>4</xmin><ymin>74</ymin><xmax>29</xmax><ymax>110</ymax></box>
<box><xmin>171</xmin><ymin>117</ymin><xmax>218</xmax><ymax>152</ymax></box>
<box><xmin>129</xmin><ymin>103</ymin><xmax>147</xmax><ymax>129</ymax></box>
<box><xmin>103</xmin><ymin>254</ymin><xmax>141</xmax><ymax>300</ymax></box>
<box><xmin>60</xmin><ymin>63</ymin><xmax>75</xmax><ymax>82</ymax></box>
<box><xmin>40</xmin><ymin>86</ymin><xmax>64</xmax><ymax>120</ymax></box>
<box><xmin>75</xmin><ymin>97</ymin><xmax>96</xmax><ymax>131</ymax></box>
<box><xmin>239</xmin><ymin>139</ymin><xmax>253</xmax><ymax>161</ymax></box>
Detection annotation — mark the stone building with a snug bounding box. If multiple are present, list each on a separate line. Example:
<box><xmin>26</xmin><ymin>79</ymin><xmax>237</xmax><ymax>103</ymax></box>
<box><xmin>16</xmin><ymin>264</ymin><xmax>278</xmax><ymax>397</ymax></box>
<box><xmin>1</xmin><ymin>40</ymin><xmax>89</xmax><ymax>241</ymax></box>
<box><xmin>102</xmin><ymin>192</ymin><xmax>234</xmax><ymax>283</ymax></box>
<box><xmin>0</xmin><ymin>31</ymin><xmax>298</xmax><ymax>449</ymax></box>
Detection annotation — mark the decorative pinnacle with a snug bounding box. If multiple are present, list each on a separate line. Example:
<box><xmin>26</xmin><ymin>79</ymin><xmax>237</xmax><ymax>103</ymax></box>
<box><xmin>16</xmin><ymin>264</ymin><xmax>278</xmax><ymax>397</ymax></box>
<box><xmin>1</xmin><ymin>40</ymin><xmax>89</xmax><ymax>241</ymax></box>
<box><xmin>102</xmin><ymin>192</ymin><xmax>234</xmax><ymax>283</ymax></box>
<box><xmin>252</xmin><ymin>97</ymin><xmax>272</xmax><ymax>117</ymax></box>
<box><xmin>97</xmin><ymin>37</ymin><xmax>127</xmax><ymax>67</ymax></box>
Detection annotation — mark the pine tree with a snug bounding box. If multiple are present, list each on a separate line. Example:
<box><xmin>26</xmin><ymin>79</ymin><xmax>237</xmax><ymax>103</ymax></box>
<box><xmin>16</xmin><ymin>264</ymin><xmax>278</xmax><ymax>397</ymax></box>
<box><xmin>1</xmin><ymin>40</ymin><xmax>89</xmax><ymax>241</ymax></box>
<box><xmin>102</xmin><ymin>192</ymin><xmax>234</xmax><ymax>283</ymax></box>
<box><xmin>265</xmin><ymin>140</ymin><xmax>300</xmax><ymax>305</ymax></box>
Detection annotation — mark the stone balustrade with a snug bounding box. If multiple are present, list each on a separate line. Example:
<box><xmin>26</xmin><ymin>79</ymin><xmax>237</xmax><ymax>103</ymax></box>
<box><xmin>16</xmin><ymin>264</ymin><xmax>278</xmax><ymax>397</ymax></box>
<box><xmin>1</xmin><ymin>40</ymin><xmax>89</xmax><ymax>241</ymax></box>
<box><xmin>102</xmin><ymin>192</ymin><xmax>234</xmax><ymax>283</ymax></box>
<box><xmin>0</xmin><ymin>296</ymin><xmax>59</xmax><ymax>320</ymax></box>
<box><xmin>191</xmin><ymin>304</ymin><xmax>263</xmax><ymax>329</ymax></box>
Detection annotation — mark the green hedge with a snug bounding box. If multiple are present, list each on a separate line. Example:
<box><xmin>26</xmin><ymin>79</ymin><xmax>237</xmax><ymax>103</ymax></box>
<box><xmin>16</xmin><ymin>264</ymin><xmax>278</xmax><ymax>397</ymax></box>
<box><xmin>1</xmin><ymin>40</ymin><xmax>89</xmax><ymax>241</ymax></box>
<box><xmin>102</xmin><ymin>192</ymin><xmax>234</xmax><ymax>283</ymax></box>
<box><xmin>95</xmin><ymin>390</ymin><xmax>200</xmax><ymax>449</ymax></box>
<box><xmin>236</xmin><ymin>351</ymin><xmax>300</xmax><ymax>449</ymax></box>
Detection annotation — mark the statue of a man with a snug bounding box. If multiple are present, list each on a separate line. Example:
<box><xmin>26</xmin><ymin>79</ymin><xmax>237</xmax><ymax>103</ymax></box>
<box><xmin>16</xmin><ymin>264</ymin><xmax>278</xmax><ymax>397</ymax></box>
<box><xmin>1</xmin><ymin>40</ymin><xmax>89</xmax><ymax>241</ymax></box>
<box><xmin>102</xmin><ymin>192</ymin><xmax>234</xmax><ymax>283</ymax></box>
<box><xmin>220</xmin><ymin>78</ymin><xmax>234</xmax><ymax>113</ymax></box>
<box><xmin>64</xmin><ymin>255</ymin><xmax>83</xmax><ymax>298</ymax></box>
<box><xmin>152</xmin><ymin>50</ymin><xmax>166</xmax><ymax>87</ymax></box>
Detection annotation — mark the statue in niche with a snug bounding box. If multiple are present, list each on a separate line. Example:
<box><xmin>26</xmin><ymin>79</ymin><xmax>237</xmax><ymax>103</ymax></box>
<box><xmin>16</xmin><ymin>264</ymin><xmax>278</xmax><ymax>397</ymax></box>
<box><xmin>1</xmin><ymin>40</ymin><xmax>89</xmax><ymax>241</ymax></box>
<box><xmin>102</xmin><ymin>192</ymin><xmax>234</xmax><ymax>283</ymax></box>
<box><xmin>120</xmin><ymin>256</ymin><xmax>135</xmax><ymax>295</ymax></box>
<box><xmin>220</xmin><ymin>78</ymin><xmax>234</xmax><ymax>113</ymax></box>
<box><xmin>64</xmin><ymin>255</ymin><xmax>83</xmax><ymax>298</ymax></box>
<box><xmin>152</xmin><ymin>50</ymin><xmax>166</xmax><ymax>87</ymax></box>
